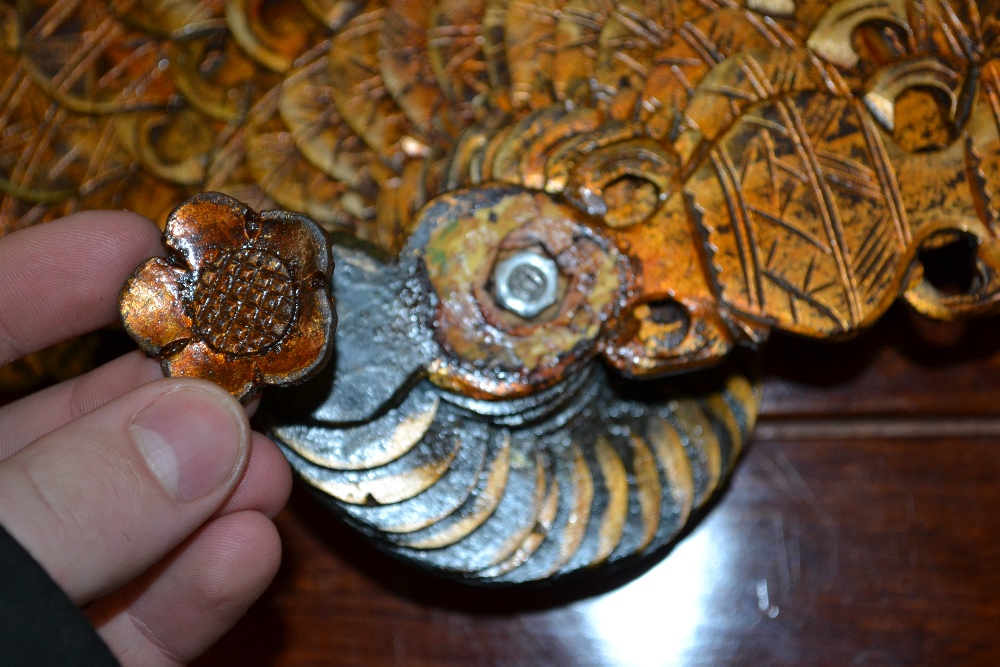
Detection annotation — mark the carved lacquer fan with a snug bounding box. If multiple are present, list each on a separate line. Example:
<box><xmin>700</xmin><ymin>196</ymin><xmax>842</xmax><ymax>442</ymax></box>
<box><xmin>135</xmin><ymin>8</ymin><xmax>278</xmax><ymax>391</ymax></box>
<box><xmin>2</xmin><ymin>0</ymin><xmax>999</xmax><ymax>584</ymax></box>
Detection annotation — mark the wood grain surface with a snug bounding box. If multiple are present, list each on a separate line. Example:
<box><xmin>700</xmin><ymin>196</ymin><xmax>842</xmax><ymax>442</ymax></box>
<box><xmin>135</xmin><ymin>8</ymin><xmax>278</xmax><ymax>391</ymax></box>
<box><xmin>192</xmin><ymin>306</ymin><xmax>1000</xmax><ymax>666</ymax></box>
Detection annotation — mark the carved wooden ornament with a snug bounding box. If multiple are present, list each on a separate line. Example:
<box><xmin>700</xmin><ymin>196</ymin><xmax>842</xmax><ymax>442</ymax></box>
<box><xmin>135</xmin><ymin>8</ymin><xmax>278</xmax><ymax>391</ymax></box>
<box><xmin>119</xmin><ymin>193</ymin><xmax>335</xmax><ymax>402</ymax></box>
<box><xmin>3</xmin><ymin>0</ymin><xmax>999</xmax><ymax>584</ymax></box>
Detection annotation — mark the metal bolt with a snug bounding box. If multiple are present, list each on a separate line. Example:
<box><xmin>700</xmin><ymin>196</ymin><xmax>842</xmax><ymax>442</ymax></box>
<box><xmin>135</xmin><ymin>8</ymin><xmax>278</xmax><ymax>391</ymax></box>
<box><xmin>493</xmin><ymin>251</ymin><xmax>559</xmax><ymax>318</ymax></box>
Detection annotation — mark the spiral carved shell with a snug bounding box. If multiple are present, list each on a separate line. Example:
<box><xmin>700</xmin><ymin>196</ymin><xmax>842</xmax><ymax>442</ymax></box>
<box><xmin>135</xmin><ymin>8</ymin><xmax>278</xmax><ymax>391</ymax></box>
<box><xmin>2</xmin><ymin>0</ymin><xmax>999</xmax><ymax>582</ymax></box>
<box><xmin>265</xmin><ymin>241</ymin><xmax>759</xmax><ymax>582</ymax></box>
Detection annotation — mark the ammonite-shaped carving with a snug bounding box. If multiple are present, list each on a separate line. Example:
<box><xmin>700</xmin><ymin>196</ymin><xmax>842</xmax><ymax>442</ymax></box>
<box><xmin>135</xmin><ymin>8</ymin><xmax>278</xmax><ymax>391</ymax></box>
<box><xmin>3</xmin><ymin>0</ymin><xmax>1000</xmax><ymax>583</ymax></box>
<box><xmin>119</xmin><ymin>193</ymin><xmax>335</xmax><ymax>401</ymax></box>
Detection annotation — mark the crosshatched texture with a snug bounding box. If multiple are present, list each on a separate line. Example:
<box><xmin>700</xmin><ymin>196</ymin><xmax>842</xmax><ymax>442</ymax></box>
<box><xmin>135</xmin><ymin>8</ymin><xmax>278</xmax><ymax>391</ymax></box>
<box><xmin>6</xmin><ymin>0</ymin><xmax>1000</xmax><ymax>584</ymax></box>
<box><xmin>192</xmin><ymin>249</ymin><xmax>296</xmax><ymax>356</ymax></box>
<box><xmin>119</xmin><ymin>192</ymin><xmax>334</xmax><ymax>402</ymax></box>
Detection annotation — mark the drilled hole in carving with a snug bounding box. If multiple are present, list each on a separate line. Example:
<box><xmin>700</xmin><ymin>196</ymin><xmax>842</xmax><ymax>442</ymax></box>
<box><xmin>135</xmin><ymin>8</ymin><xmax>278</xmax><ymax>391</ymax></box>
<box><xmin>918</xmin><ymin>231</ymin><xmax>982</xmax><ymax>296</ymax></box>
<box><xmin>643</xmin><ymin>299</ymin><xmax>691</xmax><ymax>349</ymax></box>
<box><xmin>603</xmin><ymin>175</ymin><xmax>659</xmax><ymax>228</ymax></box>
<box><xmin>146</xmin><ymin>111</ymin><xmax>215</xmax><ymax>166</ymax></box>
<box><xmin>853</xmin><ymin>22</ymin><xmax>910</xmax><ymax>73</ymax></box>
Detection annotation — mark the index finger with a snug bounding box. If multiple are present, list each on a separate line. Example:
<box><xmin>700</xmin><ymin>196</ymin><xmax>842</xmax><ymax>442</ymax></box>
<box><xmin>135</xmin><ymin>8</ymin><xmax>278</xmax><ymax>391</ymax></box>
<box><xmin>0</xmin><ymin>211</ymin><xmax>163</xmax><ymax>366</ymax></box>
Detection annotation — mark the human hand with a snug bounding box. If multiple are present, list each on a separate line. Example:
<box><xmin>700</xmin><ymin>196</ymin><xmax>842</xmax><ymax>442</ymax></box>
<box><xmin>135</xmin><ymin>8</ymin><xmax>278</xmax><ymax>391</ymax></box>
<box><xmin>0</xmin><ymin>211</ymin><xmax>292</xmax><ymax>665</ymax></box>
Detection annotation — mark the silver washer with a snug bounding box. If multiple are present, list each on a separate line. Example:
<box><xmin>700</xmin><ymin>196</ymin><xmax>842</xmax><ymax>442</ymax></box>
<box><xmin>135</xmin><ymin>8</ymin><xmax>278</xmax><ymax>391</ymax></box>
<box><xmin>493</xmin><ymin>251</ymin><xmax>560</xmax><ymax>318</ymax></box>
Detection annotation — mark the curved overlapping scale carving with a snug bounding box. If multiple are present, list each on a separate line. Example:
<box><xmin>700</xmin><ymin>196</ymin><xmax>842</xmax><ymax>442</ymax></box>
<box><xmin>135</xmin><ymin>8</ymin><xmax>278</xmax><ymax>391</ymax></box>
<box><xmin>2</xmin><ymin>0</ymin><xmax>995</xmax><ymax>254</ymax></box>
<box><xmin>270</xmin><ymin>364</ymin><xmax>758</xmax><ymax>584</ymax></box>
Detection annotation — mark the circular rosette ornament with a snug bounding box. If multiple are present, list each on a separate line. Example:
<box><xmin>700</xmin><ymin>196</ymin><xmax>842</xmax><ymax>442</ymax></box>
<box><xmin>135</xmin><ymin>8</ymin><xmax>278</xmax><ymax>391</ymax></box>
<box><xmin>421</xmin><ymin>186</ymin><xmax>631</xmax><ymax>399</ymax></box>
<box><xmin>119</xmin><ymin>192</ymin><xmax>335</xmax><ymax>401</ymax></box>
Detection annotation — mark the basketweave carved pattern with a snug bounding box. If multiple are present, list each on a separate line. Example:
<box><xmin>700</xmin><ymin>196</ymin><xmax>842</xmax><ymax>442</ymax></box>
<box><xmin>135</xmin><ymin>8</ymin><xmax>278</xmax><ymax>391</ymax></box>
<box><xmin>4</xmin><ymin>0</ymin><xmax>1000</xmax><ymax>584</ymax></box>
<box><xmin>191</xmin><ymin>249</ymin><xmax>296</xmax><ymax>356</ymax></box>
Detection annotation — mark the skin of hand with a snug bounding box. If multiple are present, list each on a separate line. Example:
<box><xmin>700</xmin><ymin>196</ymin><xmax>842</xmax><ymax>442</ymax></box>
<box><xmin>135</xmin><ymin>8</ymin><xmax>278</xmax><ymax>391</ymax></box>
<box><xmin>0</xmin><ymin>211</ymin><xmax>293</xmax><ymax>666</ymax></box>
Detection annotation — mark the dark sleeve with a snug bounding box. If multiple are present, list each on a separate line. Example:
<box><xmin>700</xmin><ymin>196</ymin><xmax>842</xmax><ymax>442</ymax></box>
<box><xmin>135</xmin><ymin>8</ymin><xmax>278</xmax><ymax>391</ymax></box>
<box><xmin>0</xmin><ymin>524</ymin><xmax>119</xmax><ymax>666</ymax></box>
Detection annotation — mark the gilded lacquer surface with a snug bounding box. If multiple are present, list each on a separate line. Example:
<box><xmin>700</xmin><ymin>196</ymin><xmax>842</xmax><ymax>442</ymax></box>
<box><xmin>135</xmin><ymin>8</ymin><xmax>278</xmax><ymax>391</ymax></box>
<box><xmin>119</xmin><ymin>192</ymin><xmax>335</xmax><ymax>401</ymax></box>
<box><xmin>1</xmin><ymin>0</ymin><xmax>998</xmax><ymax>582</ymax></box>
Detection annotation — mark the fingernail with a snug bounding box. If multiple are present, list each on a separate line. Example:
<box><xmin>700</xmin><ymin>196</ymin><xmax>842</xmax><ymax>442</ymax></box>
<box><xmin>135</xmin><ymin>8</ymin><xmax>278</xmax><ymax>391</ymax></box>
<box><xmin>130</xmin><ymin>387</ymin><xmax>247</xmax><ymax>502</ymax></box>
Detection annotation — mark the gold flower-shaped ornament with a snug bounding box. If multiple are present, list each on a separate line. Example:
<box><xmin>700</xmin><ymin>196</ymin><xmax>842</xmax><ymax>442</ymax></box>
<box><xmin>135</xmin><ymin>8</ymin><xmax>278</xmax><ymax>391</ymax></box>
<box><xmin>120</xmin><ymin>192</ymin><xmax>335</xmax><ymax>401</ymax></box>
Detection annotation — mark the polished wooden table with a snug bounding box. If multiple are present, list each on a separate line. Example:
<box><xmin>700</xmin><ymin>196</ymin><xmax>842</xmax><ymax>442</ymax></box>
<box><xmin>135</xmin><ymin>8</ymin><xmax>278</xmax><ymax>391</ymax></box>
<box><xmin>195</xmin><ymin>307</ymin><xmax>1000</xmax><ymax>666</ymax></box>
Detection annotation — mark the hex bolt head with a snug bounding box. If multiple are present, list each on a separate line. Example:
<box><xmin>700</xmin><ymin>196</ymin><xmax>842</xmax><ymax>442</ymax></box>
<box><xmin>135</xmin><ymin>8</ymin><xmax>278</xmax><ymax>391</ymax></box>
<box><xmin>493</xmin><ymin>251</ymin><xmax>560</xmax><ymax>318</ymax></box>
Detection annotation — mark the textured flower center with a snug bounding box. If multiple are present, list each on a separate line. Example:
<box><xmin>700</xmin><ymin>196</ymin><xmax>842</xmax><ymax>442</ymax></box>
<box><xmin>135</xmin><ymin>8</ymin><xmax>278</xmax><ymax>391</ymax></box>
<box><xmin>192</xmin><ymin>248</ymin><xmax>296</xmax><ymax>355</ymax></box>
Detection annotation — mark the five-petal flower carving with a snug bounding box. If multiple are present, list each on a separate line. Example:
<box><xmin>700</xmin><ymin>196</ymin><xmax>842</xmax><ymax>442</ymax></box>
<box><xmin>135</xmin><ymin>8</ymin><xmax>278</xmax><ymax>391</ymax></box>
<box><xmin>119</xmin><ymin>192</ymin><xmax>335</xmax><ymax>401</ymax></box>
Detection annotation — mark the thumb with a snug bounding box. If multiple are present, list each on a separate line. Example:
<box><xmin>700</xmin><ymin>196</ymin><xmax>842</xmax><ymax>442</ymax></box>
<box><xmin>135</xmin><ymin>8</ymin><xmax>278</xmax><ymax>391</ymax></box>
<box><xmin>0</xmin><ymin>378</ymin><xmax>250</xmax><ymax>605</ymax></box>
